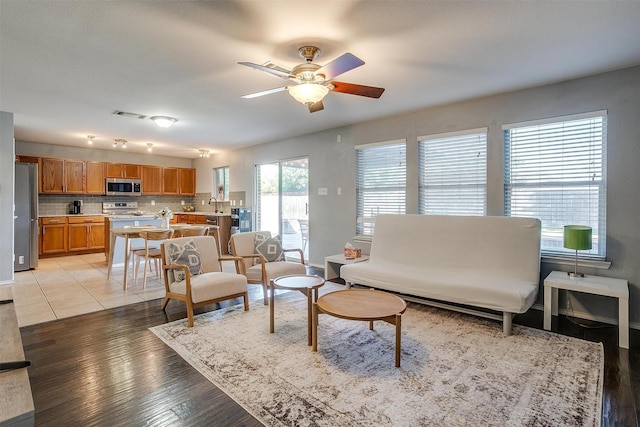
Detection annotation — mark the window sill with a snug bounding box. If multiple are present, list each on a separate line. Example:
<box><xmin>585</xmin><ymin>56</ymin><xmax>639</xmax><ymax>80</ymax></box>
<box><xmin>541</xmin><ymin>255</ymin><xmax>611</xmax><ymax>270</ymax></box>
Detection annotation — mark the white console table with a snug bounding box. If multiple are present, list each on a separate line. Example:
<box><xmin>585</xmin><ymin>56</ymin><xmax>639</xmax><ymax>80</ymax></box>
<box><xmin>324</xmin><ymin>254</ymin><xmax>369</xmax><ymax>281</ymax></box>
<box><xmin>543</xmin><ymin>270</ymin><xmax>629</xmax><ymax>348</ymax></box>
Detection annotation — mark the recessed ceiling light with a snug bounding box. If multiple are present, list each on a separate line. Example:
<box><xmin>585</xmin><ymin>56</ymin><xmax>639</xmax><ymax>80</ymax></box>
<box><xmin>150</xmin><ymin>116</ymin><xmax>177</xmax><ymax>128</ymax></box>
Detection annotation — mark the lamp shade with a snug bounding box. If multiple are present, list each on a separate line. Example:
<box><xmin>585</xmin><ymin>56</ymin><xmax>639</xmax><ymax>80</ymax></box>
<box><xmin>563</xmin><ymin>225</ymin><xmax>592</xmax><ymax>251</ymax></box>
<box><xmin>288</xmin><ymin>83</ymin><xmax>329</xmax><ymax>105</ymax></box>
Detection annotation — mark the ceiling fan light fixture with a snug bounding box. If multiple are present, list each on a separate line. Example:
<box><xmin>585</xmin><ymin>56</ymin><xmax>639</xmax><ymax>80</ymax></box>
<box><xmin>150</xmin><ymin>116</ymin><xmax>177</xmax><ymax>128</ymax></box>
<box><xmin>289</xmin><ymin>83</ymin><xmax>329</xmax><ymax>106</ymax></box>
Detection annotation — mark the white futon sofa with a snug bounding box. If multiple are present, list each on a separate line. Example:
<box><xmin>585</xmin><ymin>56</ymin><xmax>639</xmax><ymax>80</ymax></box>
<box><xmin>340</xmin><ymin>214</ymin><xmax>541</xmax><ymax>335</ymax></box>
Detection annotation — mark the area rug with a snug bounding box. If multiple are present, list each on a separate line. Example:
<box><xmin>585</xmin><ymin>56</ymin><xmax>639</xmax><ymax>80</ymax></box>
<box><xmin>150</xmin><ymin>283</ymin><xmax>603</xmax><ymax>426</ymax></box>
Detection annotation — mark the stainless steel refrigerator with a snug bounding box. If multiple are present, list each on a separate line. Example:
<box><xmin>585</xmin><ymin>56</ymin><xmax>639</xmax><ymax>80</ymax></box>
<box><xmin>14</xmin><ymin>163</ymin><xmax>38</xmax><ymax>271</ymax></box>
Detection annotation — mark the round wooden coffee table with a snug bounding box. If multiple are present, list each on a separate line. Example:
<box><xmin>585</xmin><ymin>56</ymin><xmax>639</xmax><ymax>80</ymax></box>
<box><xmin>270</xmin><ymin>275</ymin><xmax>325</xmax><ymax>346</ymax></box>
<box><xmin>312</xmin><ymin>289</ymin><xmax>407</xmax><ymax>367</ymax></box>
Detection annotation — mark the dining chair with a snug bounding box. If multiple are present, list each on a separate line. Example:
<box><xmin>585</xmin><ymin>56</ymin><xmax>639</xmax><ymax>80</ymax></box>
<box><xmin>133</xmin><ymin>229</ymin><xmax>174</xmax><ymax>288</ymax></box>
<box><xmin>175</xmin><ymin>226</ymin><xmax>209</xmax><ymax>238</ymax></box>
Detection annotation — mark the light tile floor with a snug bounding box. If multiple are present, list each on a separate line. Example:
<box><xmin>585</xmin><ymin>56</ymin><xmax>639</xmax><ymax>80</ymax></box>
<box><xmin>10</xmin><ymin>253</ymin><xmax>170</xmax><ymax>327</ymax></box>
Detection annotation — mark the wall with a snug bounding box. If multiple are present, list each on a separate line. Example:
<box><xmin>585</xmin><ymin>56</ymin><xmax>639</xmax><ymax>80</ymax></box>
<box><xmin>16</xmin><ymin>141</ymin><xmax>193</xmax><ymax>168</ymax></box>
<box><xmin>199</xmin><ymin>65</ymin><xmax>640</xmax><ymax>326</ymax></box>
<box><xmin>0</xmin><ymin>112</ymin><xmax>14</xmax><ymax>284</ymax></box>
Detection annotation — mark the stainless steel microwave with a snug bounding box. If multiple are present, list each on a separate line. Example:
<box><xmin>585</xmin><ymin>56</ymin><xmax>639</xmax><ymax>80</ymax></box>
<box><xmin>106</xmin><ymin>178</ymin><xmax>142</xmax><ymax>196</ymax></box>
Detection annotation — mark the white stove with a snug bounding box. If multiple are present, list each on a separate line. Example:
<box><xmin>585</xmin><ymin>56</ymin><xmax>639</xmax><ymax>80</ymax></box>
<box><xmin>102</xmin><ymin>201</ymin><xmax>143</xmax><ymax>216</ymax></box>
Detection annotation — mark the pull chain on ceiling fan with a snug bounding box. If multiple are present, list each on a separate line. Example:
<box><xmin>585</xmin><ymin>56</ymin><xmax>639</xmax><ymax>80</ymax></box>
<box><xmin>239</xmin><ymin>46</ymin><xmax>385</xmax><ymax>113</ymax></box>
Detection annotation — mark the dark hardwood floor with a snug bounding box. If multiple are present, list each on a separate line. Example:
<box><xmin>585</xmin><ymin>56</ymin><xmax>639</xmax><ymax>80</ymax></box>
<box><xmin>19</xmin><ymin>272</ymin><xmax>639</xmax><ymax>426</ymax></box>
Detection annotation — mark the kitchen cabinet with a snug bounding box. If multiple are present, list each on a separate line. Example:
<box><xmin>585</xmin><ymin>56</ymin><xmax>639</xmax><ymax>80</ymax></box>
<box><xmin>179</xmin><ymin>168</ymin><xmax>196</xmax><ymax>195</ymax></box>
<box><xmin>106</xmin><ymin>163</ymin><xmax>141</xmax><ymax>179</ymax></box>
<box><xmin>40</xmin><ymin>158</ymin><xmax>85</xmax><ymax>194</ymax></box>
<box><xmin>40</xmin><ymin>217</ymin><xmax>68</xmax><ymax>255</ymax></box>
<box><xmin>162</xmin><ymin>167</ymin><xmax>196</xmax><ymax>195</ymax></box>
<box><xmin>68</xmin><ymin>216</ymin><xmax>105</xmax><ymax>251</ymax></box>
<box><xmin>200</xmin><ymin>215</ymin><xmax>231</xmax><ymax>255</ymax></box>
<box><xmin>172</xmin><ymin>214</ymin><xmax>230</xmax><ymax>254</ymax></box>
<box><xmin>141</xmin><ymin>165</ymin><xmax>162</xmax><ymax>195</ymax></box>
<box><xmin>85</xmin><ymin>161</ymin><xmax>105</xmax><ymax>194</ymax></box>
<box><xmin>162</xmin><ymin>167</ymin><xmax>179</xmax><ymax>194</ymax></box>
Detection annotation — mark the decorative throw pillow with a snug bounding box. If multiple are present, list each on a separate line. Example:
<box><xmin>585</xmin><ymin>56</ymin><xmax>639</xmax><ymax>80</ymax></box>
<box><xmin>166</xmin><ymin>239</ymin><xmax>203</xmax><ymax>282</ymax></box>
<box><xmin>254</xmin><ymin>233</ymin><xmax>284</xmax><ymax>263</ymax></box>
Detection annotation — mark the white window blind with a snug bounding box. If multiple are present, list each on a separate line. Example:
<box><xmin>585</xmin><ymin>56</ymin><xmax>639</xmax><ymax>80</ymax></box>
<box><xmin>503</xmin><ymin>111</ymin><xmax>607</xmax><ymax>258</ymax></box>
<box><xmin>355</xmin><ymin>140</ymin><xmax>406</xmax><ymax>235</ymax></box>
<box><xmin>418</xmin><ymin>128</ymin><xmax>487</xmax><ymax>216</ymax></box>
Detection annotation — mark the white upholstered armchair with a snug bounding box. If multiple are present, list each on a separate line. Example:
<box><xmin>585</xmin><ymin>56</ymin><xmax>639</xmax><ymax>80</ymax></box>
<box><xmin>229</xmin><ymin>231</ymin><xmax>306</xmax><ymax>305</ymax></box>
<box><xmin>161</xmin><ymin>235</ymin><xmax>248</xmax><ymax>327</ymax></box>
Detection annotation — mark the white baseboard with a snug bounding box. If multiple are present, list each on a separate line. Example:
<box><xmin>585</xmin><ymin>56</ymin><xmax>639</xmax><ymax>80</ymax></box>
<box><xmin>530</xmin><ymin>303</ymin><xmax>640</xmax><ymax>331</ymax></box>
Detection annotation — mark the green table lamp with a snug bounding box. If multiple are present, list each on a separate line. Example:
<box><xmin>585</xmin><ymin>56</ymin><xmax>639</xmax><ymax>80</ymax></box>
<box><xmin>563</xmin><ymin>225</ymin><xmax>592</xmax><ymax>278</ymax></box>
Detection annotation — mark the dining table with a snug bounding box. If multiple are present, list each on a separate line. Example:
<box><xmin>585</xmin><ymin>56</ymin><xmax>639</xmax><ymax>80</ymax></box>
<box><xmin>107</xmin><ymin>223</ymin><xmax>218</xmax><ymax>289</ymax></box>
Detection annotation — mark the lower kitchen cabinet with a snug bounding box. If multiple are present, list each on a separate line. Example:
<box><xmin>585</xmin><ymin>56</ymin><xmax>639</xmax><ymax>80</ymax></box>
<box><xmin>68</xmin><ymin>216</ymin><xmax>106</xmax><ymax>251</ymax></box>
<box><xmin>173</xmin><ymin>214</ymin><xmax>231</xmax><ymax>254</ymax></box>
<box><xmin>40</xmin><ymin>216</ymin><xmax>106</xmax><ymax>257</ymax></box>
<box><xmin>40</xmin><ymin>217</ymin><xmax>68</xmax><ymax>255</ymax></box>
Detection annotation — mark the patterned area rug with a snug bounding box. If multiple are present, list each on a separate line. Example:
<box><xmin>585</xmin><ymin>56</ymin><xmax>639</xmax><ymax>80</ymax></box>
<box><xmin>150</xmin><ymin>283</ymin><xmax>603</xmax><ymax>426</ymax></box>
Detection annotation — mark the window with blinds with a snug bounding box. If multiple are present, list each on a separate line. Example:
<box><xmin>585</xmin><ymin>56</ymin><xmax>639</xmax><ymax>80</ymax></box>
<box><xmin>355</xmin><ymin>140</ymin><xmax>406</xmax><ymax>235</ymax></box>
<box><xmin>418</xmin><ymin>128</ymin><xmax>487</xmax><ymax>216</ymax></box>
<box><xmin>503</xmin><ymin>111</ymin><xmax>607</xmax><ymax>258</ymax></box>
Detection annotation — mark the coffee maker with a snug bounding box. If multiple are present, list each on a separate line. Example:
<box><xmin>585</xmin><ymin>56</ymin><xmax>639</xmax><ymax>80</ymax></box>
<box><xmin>69</xmin><ymin>200</ymin><xmax>82</xmax><ymax>214</ymax></box>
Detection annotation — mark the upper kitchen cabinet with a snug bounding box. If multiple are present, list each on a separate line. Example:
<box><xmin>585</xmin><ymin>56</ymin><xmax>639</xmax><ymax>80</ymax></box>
<box><xmin>162</xmin><ymin>167</ymin><xmax>196</xmax><ymax>195</ymax></box>
<box><xmin>106</xmin><ymin>163</ymin><xmax>141</xmax><ymax>179</ymax></box>
<box><xmin>141</xmin><ymin>165</ymin><xmax>162</xmax><ymax>195</ymax></box>
<box><xmin>180</xmin><ymin>168</ymin><xmax>196</xmax><ymax>195</ymax></box>
<box><xmin>41</xmin><ymin>158</ymin><xmax>85</xmax><ymax>194</ymax></box>
<box><xmin>85</xmin><ymin>161</ymin><xmax>105</xmax><ymax>194</ymax></box>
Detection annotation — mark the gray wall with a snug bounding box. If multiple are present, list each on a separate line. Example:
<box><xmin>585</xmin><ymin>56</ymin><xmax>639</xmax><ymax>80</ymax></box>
<box><xmin>0</xmin><ymin>112</ymin><xmax>14</xmax><ymax>284</ymax></box>
<box><xmin>197</xmin><ymin>66</ymin><xmax>640</xmax><ymax>327</ymax></box>
<box><xmin>16</xmin><ymin>141</ymin><xmax>194</xmax><ymax>168</ymax></box>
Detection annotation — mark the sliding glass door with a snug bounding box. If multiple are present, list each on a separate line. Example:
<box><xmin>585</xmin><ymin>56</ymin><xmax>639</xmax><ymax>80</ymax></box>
<box><xmin>255</xmin><ymin>157</ymin><xmax>309</xmax><ymax>261</ymax></box>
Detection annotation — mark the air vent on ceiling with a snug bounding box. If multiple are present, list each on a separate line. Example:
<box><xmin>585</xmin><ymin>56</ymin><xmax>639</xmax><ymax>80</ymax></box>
<box><xmin>112</xmin><ymin>110</ymin><xmax>147</xmax><ymax>119</ymax></box>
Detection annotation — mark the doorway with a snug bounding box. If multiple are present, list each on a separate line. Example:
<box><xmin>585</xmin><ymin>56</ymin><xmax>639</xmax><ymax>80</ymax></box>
<box><xmin>255</xmin><ymin>157</ymin><xmax>309</xmax><ymax>261</ymax></box>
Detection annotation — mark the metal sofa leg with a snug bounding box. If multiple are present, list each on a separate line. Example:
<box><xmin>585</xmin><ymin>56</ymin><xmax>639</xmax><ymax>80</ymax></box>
<box><xmin>503</xmin><ymin>312</ymin><xmax>513</xmax><ymax>336</ymax></box>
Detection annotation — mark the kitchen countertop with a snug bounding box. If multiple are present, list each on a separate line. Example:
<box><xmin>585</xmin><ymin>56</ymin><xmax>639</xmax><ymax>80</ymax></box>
<box><xmin>39</xmin><ymin>212</ymin><xmax>232</xmax><ymax>219</ymax></box>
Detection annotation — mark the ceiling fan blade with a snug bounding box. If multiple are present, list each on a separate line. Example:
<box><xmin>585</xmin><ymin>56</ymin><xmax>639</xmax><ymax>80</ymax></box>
<box><xmin>308</xmin><ymin>100</ymin><xmax>324</xmax><ymax>113</ymax></box>
<box><xmin>241</xmin><ymin>86</ymin><xmax>287</xmax><ymax>99</ymax></box>
<box><xmin>238</xmin><ymin>61</ymin><xmax>293</xmax><ymax>80</ymax></box>
<box><xmin>330</xmin><ymin>81</ymin><xmax>385</xmax><ymax>98</ymax></box>
<box><xmin>315</xmin><ymin>53</ymin><xmax>364</xmax><ymax>80</ymax></box>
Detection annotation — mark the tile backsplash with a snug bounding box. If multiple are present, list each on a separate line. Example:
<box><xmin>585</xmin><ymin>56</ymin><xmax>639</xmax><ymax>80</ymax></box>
<box><xmin>38</xmin><ymin>193</ymin><xmax>231</xmax><ymax>216</ymax></box>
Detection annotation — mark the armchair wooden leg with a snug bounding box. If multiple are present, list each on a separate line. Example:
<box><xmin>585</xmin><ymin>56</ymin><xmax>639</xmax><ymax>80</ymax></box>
<box><xmin>186</xmin><ymin>300</ymin><xmax>195</xmax><ymax>327</ymax></box>
<box><xmin>262</xmin><ymin>283</ymin><xmax>268</xmax><ymax>305</ymax></box>
<box><xmin>243</xmin><ymin>292</ymin><xmax>249</xmax><ymax>311</ymax></box>
<box><xmin>161</xmin><ymin>297</ymin><xmax>170</xmax><ymax>311</ymax></box>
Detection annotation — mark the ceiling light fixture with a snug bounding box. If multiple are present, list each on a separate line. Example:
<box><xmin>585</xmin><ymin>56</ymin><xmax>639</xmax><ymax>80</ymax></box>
<box><xmin>114</xmin><ymin>138</ymin><xmax>127</xmax><ymax>148</ymax></box>
<box><xmin>288</xmin><ymin>83</ymin><xmax>330</xmax><ymax>106</ymax></box>
<box><xmin>147</xmin><ymin>143</ymin><xmax>153</xmax><ymax>152</ymax></box>
<box><xmin>199</xmin><ymin>149</ymin><xmax>210</xmax><ymax>158</ymax></box>
<box><xmin>150</xmin><ymin>116</ymin><xmax>177</xmax><ymax>128</ymax></box>
<box><xmin>87</xmin><ymin>135</ymin><xmax>95</xmax><ymax>145</ymax></box>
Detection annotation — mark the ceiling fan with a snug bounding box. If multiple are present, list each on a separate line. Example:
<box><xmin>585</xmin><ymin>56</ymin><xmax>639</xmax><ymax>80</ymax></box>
<box><xmin>239</xmin><ymin>46</ymin><xmax>385</xmax><ymax>113</ymax></box>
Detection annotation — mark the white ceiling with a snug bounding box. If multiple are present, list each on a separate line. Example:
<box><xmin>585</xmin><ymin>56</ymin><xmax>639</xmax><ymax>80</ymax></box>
<box><xmin>2</xmin><ymin>1</ymin><xmax>640</xmax><ymax>158</ymax></box>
